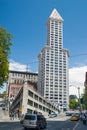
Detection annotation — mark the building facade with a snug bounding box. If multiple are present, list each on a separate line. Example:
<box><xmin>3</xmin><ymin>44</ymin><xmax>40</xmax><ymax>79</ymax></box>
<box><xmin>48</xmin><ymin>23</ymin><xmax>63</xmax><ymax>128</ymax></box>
<box><xmin>38</xmin><ymin>9</ymin><xmax>69</xmax><ymax>110</ymax></box>
<box><xmin>10</xmin><ymin>80</ymin><xmax>59</xmax><ymax>118</ymax></box>
<box><xmin>84</xmin><ymin>72</ymin><xmax>87</xmax><ymax>86</ymax></box>
<box><xmin>7</xmin><ymin>70</ymin><xmax>38</xmax><ymax>103</ymax></box>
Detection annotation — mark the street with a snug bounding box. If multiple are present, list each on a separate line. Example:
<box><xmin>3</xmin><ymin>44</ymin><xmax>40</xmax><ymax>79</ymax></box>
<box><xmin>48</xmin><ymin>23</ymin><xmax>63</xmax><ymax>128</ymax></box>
<box><xmin>0</xmin><ymin>107</ymin><xmax>87</xmax><ymax>130</ymax></box>
<box><xmin>0</xmin><ymin>116</ymin><xmax>87</xmax><ymax>130</ymax></box>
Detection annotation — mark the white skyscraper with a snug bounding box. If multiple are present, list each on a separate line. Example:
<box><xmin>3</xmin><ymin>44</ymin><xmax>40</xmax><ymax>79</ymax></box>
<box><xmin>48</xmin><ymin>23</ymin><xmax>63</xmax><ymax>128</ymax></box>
<box><xmin>38</xmin><ymin>9</ymin><xmax>69</xmax><ymax>110</ymax></box>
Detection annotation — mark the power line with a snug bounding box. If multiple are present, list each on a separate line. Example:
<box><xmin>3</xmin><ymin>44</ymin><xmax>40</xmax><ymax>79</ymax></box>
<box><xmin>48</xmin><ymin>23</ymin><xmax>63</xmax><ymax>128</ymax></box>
<box><xmin>25</xmin><ymin>61</ymin><xmax>38</xmax><ymax>65</ymax></box>
<box><xmin>26</xmin><ymin>53</ymin><xmax>87</xmax><ymax>65</ymax></box>
<box><xmin>70</xmin><ymin>53</ymin><xmax>87</xmax><ymax>58</ymax></box>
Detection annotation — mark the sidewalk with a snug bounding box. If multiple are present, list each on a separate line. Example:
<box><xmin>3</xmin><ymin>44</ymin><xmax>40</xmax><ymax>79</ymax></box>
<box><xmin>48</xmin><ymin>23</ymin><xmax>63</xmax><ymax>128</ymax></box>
<box><xmin>0</xmin><ymin>117</ymin><xmax>19</xmax><ymax>122</ymax></box>
<box><xmin>76</xmin><ymin>120</ymin><xmax>87</xmax><ymax>130</ymax></box>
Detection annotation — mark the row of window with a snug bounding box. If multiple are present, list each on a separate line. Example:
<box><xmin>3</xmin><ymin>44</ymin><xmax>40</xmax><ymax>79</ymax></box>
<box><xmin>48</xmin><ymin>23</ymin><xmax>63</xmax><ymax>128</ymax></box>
<box><xmin>11</xmin><ymin>73</ymin><xmax>37</xmax><ymax>79</ymax></box>
<box><xmin>28</xmin><ymin>99</ymin><xmax>51</xmax><ymax>112</ymax></box>
<box><xmin>45</xmin><ymin>92</ymin><xmax>67</xmax><ymax>96</ymax></box>
<box><xmin>28</xmin><ymin>90</ymin><xmax>58</xmax><ymax>111</ymax></box>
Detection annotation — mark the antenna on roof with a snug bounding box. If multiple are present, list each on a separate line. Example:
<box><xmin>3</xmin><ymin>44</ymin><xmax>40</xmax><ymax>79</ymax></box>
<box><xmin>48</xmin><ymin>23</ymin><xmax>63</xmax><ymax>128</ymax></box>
<box><xmin>26</xmin><ymin>64</ymin><xmax>29</xmax><ymax>72</ymax></box>
<box><xmin>25</xmin><ymin>64</ymin><xmax>29</xmax><ymax>81</ymax></box>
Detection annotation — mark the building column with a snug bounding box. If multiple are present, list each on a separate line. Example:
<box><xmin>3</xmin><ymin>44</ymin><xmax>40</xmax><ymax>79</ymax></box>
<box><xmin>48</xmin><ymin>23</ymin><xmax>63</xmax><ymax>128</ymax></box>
<box><xmin>22</xmin><ymin>79</ymin><xmax>28</xmax><ymax>114</ymax></box>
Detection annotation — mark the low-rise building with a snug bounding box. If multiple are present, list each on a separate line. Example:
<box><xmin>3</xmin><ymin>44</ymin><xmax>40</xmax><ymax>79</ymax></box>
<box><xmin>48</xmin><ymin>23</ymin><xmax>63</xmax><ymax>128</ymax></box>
<box><xmin>10</xmin><ymin>80</ymin><xmax>59</xmax><ymax>118</ymax></box>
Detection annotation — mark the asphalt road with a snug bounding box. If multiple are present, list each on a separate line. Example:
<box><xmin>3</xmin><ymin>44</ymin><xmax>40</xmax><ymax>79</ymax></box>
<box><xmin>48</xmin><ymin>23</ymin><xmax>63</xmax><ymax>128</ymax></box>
<box><xmin>0</xmin><ymin>117</ymin><xmax>84</xmax><ymax>130</ymax></box>
<box><xmin>0</xmin><ymin>107</ymin><xmax>87</xmax><ymax>130</ymax></box>
<box><xmin>47</xmin><ymin>120</ymin><xmax>76</xmax><ymax>130</ymax></box>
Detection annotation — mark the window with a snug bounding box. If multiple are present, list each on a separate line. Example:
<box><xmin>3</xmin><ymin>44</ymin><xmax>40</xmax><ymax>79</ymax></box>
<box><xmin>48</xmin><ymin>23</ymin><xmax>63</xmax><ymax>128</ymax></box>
<box><xmin>27</xmin><ymin>109</ymin><xmax>32</xmax><ymax>114</ymax></box>
<box><xmin>34</xmin><ymin>103</ymin><xmax>38</xmax><ymax>108</ymax></box>
<box><xmin>35</xmin><ymin>95</ymin><xmax>38</xmax><ymax>100</ymax></box>
<box><xmin>43</xmin><ymin>107</ymin><xmax>45</xmax><ymax>111</ymax></box>
<box><xmin>39</xmin><ymin>105</ymin><xmax>42</xmax><ymax>110</ymax></box>
<box><xmin>43</xmin><ymin>100</ymin><xmax>45</xmax><ymax>104</ymax></box>
<box><xmin>28</xmin><ymin>91</ymin><xmax>33</xmax><ymax>98</ymax></box>
<box><xmin>28</xmin><ymin>99</ymin><xmax>33</xmax><ymax>106</ymax></box>
<box><xmin>39</xmin><ymin>97</ymin><xmax>42</xmax><ymax>102</ymax></box>
<box><xmin>25</xmin><ymin>114</ymin><xmax>36</xmax><ymax>120</ymax></box>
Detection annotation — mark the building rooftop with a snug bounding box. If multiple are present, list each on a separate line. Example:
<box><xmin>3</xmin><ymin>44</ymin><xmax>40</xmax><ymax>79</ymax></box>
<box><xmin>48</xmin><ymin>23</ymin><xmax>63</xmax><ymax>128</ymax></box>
<box><xmin>49</xmin><ymin>8</ymin><xmax>64</xmax><ymax>21</ymax></box>
<box><xmin>10</xmin><ymin>70</ymin><xmax>38</xmax><ymax>75</ymax></box>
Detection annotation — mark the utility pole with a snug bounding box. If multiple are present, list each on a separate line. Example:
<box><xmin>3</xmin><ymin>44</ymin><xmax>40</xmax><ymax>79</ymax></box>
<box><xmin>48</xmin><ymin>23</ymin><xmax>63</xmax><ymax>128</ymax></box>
<box><xmin>70</xmin><ymin>85</ymin><xmax>82</xmax><ymax>111</ymax></box>
<box><xmin>78</xmin><ymin>87</ymin><xmax>80</xmax><ymax>104</ymax></box>
<box><xmin>78</xmin><ymin>87</ymin><xmax>82</xmax><ymax>111</ymax></box>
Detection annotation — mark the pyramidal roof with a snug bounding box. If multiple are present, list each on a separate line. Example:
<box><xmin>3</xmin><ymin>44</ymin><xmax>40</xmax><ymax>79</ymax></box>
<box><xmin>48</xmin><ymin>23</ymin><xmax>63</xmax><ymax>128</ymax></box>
<box><xmin>49</xmin><ymin>8</ymin><xmax>63</xmax><ymax>21</ymax></box>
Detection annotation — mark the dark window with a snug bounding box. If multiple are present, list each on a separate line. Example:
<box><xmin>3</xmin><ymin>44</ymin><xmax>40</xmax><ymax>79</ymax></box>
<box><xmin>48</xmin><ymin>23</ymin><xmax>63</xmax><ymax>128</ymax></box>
<box><xmin>24</xmin><ymin>115</ymin><xmax>36</xmax><ymax>120</ymax></box>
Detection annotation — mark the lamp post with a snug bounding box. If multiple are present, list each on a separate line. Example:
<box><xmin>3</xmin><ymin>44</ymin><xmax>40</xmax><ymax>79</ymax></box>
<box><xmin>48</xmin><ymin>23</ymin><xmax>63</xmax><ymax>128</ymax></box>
<box><xmin>69</xmin><ymin>85</ymin><xmax>82</xmax><ymax>111</ymax></box>
<box><xmin>78</xmin><ymin>87</ymin><xmax>80</xmax><ymax>104</ymax></box>
<box><xmin>77</xmin><ymin>87</ymin><xmax>83</xmax><ymax>111</ymax></box>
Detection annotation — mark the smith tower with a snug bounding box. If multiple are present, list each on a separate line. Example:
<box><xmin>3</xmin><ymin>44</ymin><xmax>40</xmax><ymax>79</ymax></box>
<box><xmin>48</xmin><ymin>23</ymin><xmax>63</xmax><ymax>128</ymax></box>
<box><xmin>38</xmin><ymin>9</ymin><xmax>69</xmax><ymax>110</ymax></box>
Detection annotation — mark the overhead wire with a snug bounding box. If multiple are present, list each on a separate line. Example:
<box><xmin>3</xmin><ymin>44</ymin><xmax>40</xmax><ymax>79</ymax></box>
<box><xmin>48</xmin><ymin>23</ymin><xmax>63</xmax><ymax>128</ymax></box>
<box><xmin>27</xmin><ymin>53</ymin><xmax>87</xmax><ymax>64</ymax></box>
<box><xmin>70</xmin><ymin>53</ymin><xmax>87</xmax><ymax>58</ymax></box>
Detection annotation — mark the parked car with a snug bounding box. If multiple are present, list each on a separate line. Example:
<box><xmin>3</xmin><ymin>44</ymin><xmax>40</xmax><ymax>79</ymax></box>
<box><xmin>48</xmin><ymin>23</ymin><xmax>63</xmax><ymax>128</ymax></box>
<box><xmin>49</xmin><ymin>113</ymin><xmax>57</xmax><ymax>118</ymax></box>
<box><xmin>2</xmin><ymin>103</ymin><xmax>6</xmax><ymax>110</ymax></box>
<box><xmin>66</xmin><ymin>111</ymin><xmax>74</xmax><ymax>116</ymax></box>
<box><xmin>20</xmin><ymin>113</ymin><xmax>47</xmax><ymax>130</ymax></box>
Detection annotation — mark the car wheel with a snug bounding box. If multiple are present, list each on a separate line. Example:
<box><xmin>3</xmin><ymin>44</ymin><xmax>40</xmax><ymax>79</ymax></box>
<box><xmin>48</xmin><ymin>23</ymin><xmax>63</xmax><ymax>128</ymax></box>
<box><xmin>44</xmin><ymin>125</ymin><xmax>46</xmax><ymax>129</ymax></box>
<box><xmin>37</xmin><ymin>126</ymin><xmax>40</xmax><ymax>130</ymax></box>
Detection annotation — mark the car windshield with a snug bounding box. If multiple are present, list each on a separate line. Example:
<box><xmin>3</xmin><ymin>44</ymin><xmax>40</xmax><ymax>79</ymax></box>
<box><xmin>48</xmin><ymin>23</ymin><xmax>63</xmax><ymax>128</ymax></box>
<box><xmin>50</xmin><ymin>113</ymin><xmax>56</xmax><ymax>115</ymax></box>
<box><xmin>72</xmin><ymin>114</ymin><xmax>79</xmax><ymax>117</ymax></box>
<box><xmin>25</xmin><ymin>115</ymin><xmax>36</xmax><ymax>120</ymax></box>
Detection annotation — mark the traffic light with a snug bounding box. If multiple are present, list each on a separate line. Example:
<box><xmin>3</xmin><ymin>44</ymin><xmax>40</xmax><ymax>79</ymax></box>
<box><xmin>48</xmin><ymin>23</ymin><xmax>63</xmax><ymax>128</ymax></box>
<box><xmin>80</xmin><ymin>98</ymin><xmax>83</xmax><ymax>104</ymax></box>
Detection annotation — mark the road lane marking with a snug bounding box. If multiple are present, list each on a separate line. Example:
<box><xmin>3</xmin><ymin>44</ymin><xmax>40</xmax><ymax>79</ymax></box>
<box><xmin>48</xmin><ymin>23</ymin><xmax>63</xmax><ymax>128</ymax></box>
<box><xmin>72</xmin><ymin>122</ymin><xmax>79</xmax><ymax>130</ymax></box>
<box><xmin>0</xmin><ymin>124</ymin><xmax>8</xmax><ymax>128</ymax></box>
<box><xmin>55</xmin><ymin>128</ymin><xmax>71</xmax><ymax>130</ymax></box>
<box><xmin>14</xmin><ymin>128</ymin><xmax>23</xmax><ymax>130</ymax></box>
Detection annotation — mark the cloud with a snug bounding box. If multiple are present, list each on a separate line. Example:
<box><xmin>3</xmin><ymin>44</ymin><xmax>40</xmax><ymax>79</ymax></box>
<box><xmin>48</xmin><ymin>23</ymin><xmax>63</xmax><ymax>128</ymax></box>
<box><xmin>9</xmin><ymin>59</ymin><xmax>29</xmax><ymax>71</ymax></box>
<box><xmin>9</xmin><ymin>59</ymin><xmax>87</xmax><ymax>97</ymax></box>
<box><xmin>69</xmin><ymin>66</ymin><xmax>87</xmax><ymax>97</ymax></box>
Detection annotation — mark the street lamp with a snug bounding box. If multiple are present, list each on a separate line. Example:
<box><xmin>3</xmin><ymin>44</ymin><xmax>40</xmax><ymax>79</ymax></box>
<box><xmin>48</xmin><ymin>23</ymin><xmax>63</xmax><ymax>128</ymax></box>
<box><xmin>69</xmin><ymin>85</ymin><xmax>80</xmax><ymax>98</ymax></box>
<box><xmin>69</xmin><ymin>85</ymin><xmax>81</xmax><ymax>111</ymax></box>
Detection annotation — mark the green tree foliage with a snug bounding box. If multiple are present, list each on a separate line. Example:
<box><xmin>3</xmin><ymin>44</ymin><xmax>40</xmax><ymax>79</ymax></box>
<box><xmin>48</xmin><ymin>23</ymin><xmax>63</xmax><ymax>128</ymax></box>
<box><xmin>83</xmin><ymin>86</ymin><xmax>87</xmax><ymax>109</ymax></box>
<box><xmin>69</xmin><ymin>99</ymin><xmax>79</xmax><ymax>109</ymax></box>
<box><xmin>2</xmin><ymin>90</ymin><xmax>6</xmax><ymax>98</ymax></box>
<box><xmin>0</xmin><ymin>27</ymin><xmax>13</xmax><ymax>88</ymax></box>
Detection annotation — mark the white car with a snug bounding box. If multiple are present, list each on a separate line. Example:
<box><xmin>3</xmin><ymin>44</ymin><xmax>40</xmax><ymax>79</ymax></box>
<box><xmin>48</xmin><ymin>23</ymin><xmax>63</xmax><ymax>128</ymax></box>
<box><xmin>20</xmin><ymin>114</ymin><xmax>47</xmax><ymax>130</ymax></box>
<box><xmin>49</xmin><ymin>113</ymin><xmax>57</xmax><ymax>118</ymax></box>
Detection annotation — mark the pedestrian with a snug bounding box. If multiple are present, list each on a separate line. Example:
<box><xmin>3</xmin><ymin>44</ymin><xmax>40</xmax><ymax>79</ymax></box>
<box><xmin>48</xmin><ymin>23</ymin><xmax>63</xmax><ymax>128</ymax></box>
<box><xmin>80</xmin><ymin>112</ymin><xmax>83</xmax><ymax>121</ymax></box>
<box><xmin>11</xmin><ymin>112</ymin><xmax>14</xmax><ymax>120</ymax></box>
<box><xmin>83</xmin><ymin>113</ymin><xmax>87</xmax><ymax>125</ymax></box>
<box><xmin>9</xmin><ymin>112</ymin><xmax>12</xmax><ymax>120</ymax></box>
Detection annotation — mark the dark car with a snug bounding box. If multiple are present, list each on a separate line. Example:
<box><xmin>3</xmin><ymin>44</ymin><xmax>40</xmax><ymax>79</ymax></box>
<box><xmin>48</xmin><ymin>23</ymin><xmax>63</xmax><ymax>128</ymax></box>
<box><xmin>2</xmin><ymin>103</ymin><xmax>6</xmax><ymax>110</ymax></box>
<box><xmin>66</xmin><ymin>111</ymin><xmax>73</xmax><ymax>116</ymax></box>
<box><xmin>20</xmin><ymin>114</ymin><xmax>47</xmax><ymax>130</ymax></box>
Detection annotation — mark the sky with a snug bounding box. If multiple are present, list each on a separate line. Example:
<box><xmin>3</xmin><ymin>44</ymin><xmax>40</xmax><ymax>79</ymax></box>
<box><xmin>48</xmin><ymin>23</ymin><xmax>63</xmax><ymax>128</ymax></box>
<box><xmin>0</xmin><ymin>0</ymin><xmax>87</xmax><ymax>96</ymax></box>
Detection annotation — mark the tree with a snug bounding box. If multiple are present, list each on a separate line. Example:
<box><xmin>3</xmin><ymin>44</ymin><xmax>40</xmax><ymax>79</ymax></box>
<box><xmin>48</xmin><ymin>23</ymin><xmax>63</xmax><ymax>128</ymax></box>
<box><xmin>0</xmin><ymin>27</ymin><xmax>13</xmax><ymax>88</ymax></box>
<box><xmin>2</xmin><ymin>90</ymin><xmax>6</xmax><ymax>98</ymax></box>
<box><xmin>83</xmin><ymin>86</ymin><xmax>87</xmax><ymax>109</ymax></box>
<box><xmin>69</xmin><ymin>99</ymin><xmax>79</xmax><ymax>109</ymax></box>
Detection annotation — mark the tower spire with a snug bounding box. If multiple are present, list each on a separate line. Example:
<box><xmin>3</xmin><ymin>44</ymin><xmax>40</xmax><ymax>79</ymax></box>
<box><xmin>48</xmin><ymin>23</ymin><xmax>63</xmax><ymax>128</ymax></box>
<box><xmin>49</xmin><ymin>8</ymin><xmax>64</xmax><ymax>21</ymax></box>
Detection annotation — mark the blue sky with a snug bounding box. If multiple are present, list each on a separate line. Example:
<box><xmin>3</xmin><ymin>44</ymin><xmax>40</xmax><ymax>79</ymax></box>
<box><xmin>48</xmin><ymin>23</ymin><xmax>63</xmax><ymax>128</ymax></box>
<box><xmin>0</xmin><ymin>0</ymin><xmax>87</xmax><ymax>95</ymax></box>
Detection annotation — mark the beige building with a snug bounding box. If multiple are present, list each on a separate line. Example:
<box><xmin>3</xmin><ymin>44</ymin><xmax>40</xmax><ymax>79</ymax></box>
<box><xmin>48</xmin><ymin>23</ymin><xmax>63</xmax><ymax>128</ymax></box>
<box><xmin>10</xmin><ymin>80</ymin><xmax>59</xmax><ymax>117</ymax></box>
